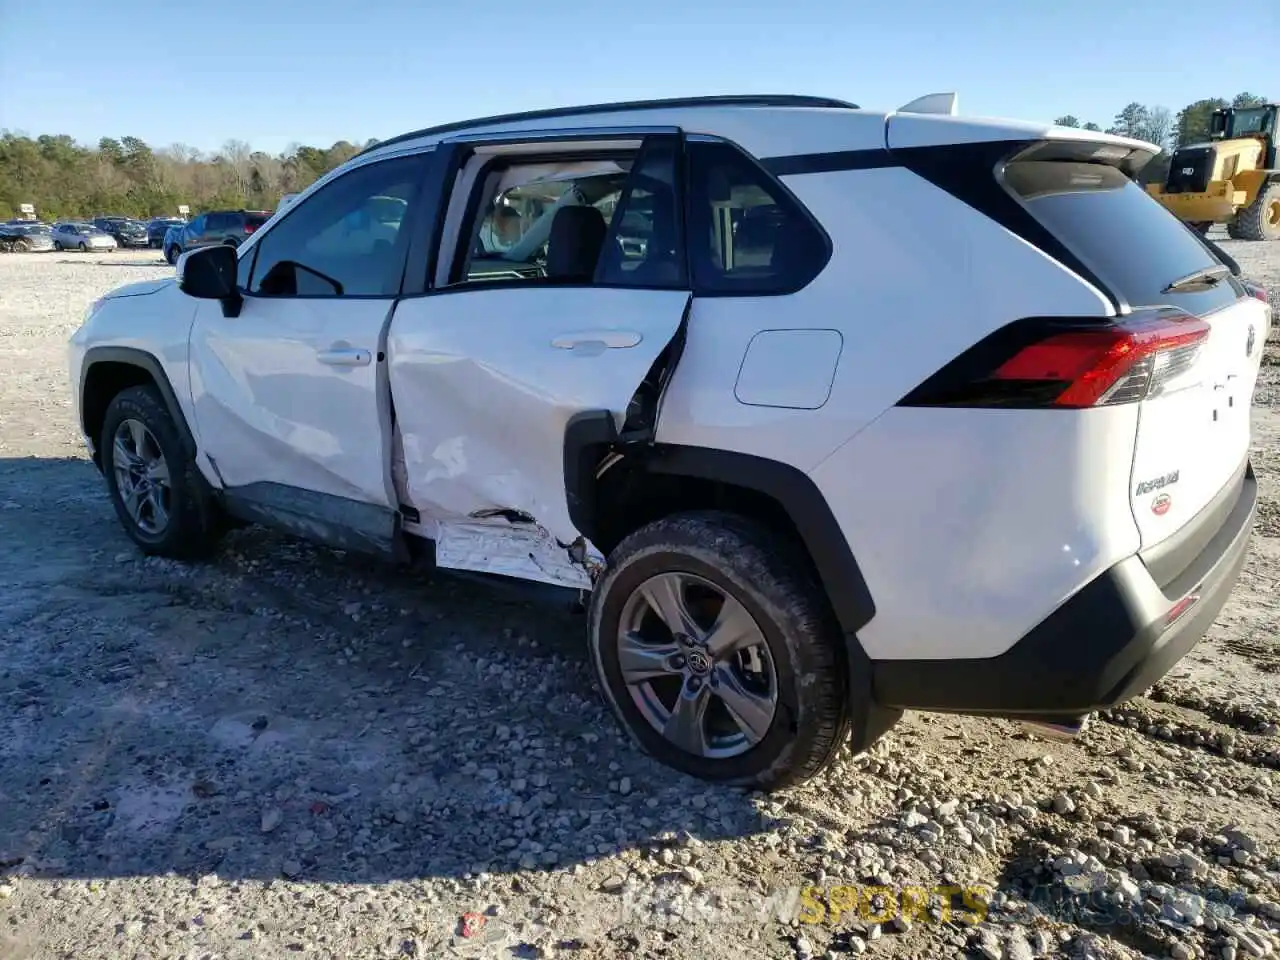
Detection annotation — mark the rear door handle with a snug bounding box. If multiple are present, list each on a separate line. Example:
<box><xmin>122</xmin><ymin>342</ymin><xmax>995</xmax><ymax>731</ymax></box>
<box><xmin>551</xmin><ymin>330</ymin><xmax>642</xmax><ymax>350</ymax></box>
<box><xmin>317</xmin><ymin>348</ymin><xmax>372</xmax><ymax>367</ymax></box>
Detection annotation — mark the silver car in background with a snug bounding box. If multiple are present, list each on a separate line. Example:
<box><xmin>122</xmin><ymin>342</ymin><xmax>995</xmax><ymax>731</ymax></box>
<box><xmin>51</xmin><ymin>222</ymin><xmax>117</xmax><ymax>252</ymax></box>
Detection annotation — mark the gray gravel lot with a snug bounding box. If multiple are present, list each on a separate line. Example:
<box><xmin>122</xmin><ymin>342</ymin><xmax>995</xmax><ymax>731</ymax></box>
<box><xmin>1</xmin><ymin>243</ymin><xmax>1278</xmax><ymax>960</ymax></box>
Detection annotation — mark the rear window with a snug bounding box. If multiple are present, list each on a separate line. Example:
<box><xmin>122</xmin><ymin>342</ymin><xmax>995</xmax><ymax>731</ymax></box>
<box><xmin>1003</xmin><ymin>160</ymin><xmax>1242</xmax><ymax>315</ymax></box>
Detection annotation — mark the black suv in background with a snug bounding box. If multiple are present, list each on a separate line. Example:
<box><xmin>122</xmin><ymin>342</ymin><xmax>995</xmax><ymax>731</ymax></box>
<box><xmin>163</xmin><ymin>210</ymin><xmax>271</xmax><ymax>264</ymax></box>
<box><xmin>147</xmin><ymin>217</ymin><xmax>186</xmax><ymax>249</ymax></box>
<box><xmin>93</xmin><ymin>217</ymin><xmax>150</xmax><ymax>248</ymax></box>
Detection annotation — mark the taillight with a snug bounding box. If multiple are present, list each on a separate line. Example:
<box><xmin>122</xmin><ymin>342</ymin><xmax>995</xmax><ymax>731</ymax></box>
<box><xmin>1243</xmin><ymin>281</ymin><xmax>1268</xmax><ymax>304</ymax></box>
<box><xmin>244</xmin><ymin>223</ymin><xmax>257</xmax><ymax>234</ymax></box>
<box><xmin>900</xmin><ymin>308</ymin><xmax>1209</xmax><ymax>409</ymax></box>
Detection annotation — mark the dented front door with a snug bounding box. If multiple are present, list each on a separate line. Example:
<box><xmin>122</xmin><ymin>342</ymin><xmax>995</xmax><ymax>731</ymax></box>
<box><xmin>386</xmin><ymin>285</ymin><xmax>690</xmax><ymax>547</ymax></box>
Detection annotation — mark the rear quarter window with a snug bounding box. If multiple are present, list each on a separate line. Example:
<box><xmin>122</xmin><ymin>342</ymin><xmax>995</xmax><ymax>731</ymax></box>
<box><xmin>1003</xmin><ymin>160</ymin><xmax>1243</xmax><ymax>315</ymax></box>
<box><xmin>684</xmin><ymin>141</ymin><xmax>830</xmax><ymax>296</ymax></box>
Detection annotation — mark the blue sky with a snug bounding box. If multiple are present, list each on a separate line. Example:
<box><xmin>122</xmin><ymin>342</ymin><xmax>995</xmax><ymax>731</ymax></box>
<box><xmin>1</xmin><ymin>0</ymin><xmax>1275</xmax><ymax>155</ymax></box>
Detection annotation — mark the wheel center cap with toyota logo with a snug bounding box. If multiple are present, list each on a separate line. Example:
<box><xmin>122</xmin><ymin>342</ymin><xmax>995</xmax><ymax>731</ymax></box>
<box><xmin>685</xmin><ymin>649</ymin><xmax>712</xmax><ymax>674</ymax></box>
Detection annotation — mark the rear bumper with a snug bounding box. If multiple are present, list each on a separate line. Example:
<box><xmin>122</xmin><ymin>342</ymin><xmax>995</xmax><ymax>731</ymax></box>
<box><xmin>872</xmin><ymin>460</ymin><xmax>1256</xmax><ymax>717</ymax></box>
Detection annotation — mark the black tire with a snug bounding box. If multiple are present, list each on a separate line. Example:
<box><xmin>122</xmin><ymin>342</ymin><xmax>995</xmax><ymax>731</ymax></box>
<box><xmin>78</xmin><ymin>241</ymin><xmax>87</xmax><ymax>252</ymax></box>
<box><xmin>15</xmin><ymin>238</ymin><xmax>31</xmax><ymax>252</ymax></box>
<box><xmin>1234</xmin><ymin>182</ymin><xmax>1280</xmax><ymax>242</ymax></box>
<box><xmin>588</xmin><ymin>510</ymin><xmax>856</xmax><ymax>790</ymax></box>
<box><xmin>165</xmin><ymin>245</ymin><xmax>180</xmax><ymax>265</ymax></box>
<box><xmin>53</xmin><ymin>241</ymin><xmax>62</xmax><ymax>251</ymax></box>
<box><xmin>100</xmin><ymin>385</ymin><xmax>223</xmax><ymax>560</ymax></box>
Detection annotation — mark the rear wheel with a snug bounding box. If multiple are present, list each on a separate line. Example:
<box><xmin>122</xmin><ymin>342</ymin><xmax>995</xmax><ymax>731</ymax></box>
<box><xmin>1234</xmin><ymin>182</ymin><xmax>1280</xmax><ymax>241</ymax></box>
<box><xmin>101</xmin><ymin>385</ymin><xmax>224</xmax><ymax>559</ymax></box>
<box><xmin>53</xmin><ymin>241</ymin><xmax>62</xmax><ymax>251</ymax></box>
<box><xmin>78</xmin><ymin>242</ymin><xmax>87</xmax><ymax>252</ymax></box>
<box><xmin>165</xmin><ymin>245</ymin><xmax>180</xmax><ymax>265</ymax></box>
<box><xmin>588</xmin><ymin>510</ymin><xmax>858</xmax><ymax>790</ymax></box>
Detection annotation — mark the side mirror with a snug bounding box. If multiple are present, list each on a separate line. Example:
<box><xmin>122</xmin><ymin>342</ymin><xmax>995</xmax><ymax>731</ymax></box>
<box><xmin>178</xmin><ymin>244</ymin><xmax>242</xmax><ymax>317</ymax></box>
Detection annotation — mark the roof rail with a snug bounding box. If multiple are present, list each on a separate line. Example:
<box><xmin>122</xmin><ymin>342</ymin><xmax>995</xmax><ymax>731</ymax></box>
<box><xmin>356</xmin><ymin>94</ymin><xmax>860</xmax><ymax>158</ymax></box>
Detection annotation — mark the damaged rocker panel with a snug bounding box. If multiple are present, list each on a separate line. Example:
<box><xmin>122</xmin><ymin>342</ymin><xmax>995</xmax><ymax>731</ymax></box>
<box><xmin>431</xmin><ymin>517</ymin><xmax>598</xmax><ymax>590</ymax></box>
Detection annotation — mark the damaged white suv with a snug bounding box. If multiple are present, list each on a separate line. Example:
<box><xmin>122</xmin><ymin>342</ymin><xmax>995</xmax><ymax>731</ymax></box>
<box><xmin>70</xmin><ymin>92</ymin><xmax>1270</xmax><ymax>790</ymax></box>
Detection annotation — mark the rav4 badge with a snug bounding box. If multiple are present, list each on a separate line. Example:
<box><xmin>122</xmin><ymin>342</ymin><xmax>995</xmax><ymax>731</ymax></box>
<box><xmin>1246</xmin><ymin>324</ymin><xmax>1256</xmax><ymax>358</ymax></box>
<box><xmin>1152</xmin><ymin>493</ymin><xmax>1173</xmax><ymax>516</ymax></box>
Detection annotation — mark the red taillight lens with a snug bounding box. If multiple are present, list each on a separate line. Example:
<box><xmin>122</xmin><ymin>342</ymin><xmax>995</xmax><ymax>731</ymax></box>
<box><xmin>1243</xmin><ymin>281</ymin><xmax>1268</xmax><ymax>304</ymax></box>
<box><xmin>994</xmin><ymin>310</ymin><xmax>1208</xmax><ymax>407</ymax></box>
<box><xmin>245</xmin><ymin>224</ymin><xmax>257</xmax><ymax>234</ymax></box>
<box><xmin>901</xmin><ymin>308</ymin><xmax>1209</xmax><ymax>410</ymax></box>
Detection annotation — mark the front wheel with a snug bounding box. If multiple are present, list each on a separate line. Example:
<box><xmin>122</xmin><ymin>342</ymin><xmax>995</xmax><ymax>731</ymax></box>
<box><xmin>165</xmin><ymin>245</ymin><xmax>180</xmax><ymax>265</ymax></box>
<box><xmin>101</xmin><ymin>385</ymin><xmax>223</xmax><ymax>559</ymax></box>
<box><xmin>588</xmin><ymin>511</ymin><xmax>858</xmax><ymax>790</ymax></box>
<box><xmin>78</xmin><ymin>242</ymin><xmax>87</xmax><ymax>252</ymax></box>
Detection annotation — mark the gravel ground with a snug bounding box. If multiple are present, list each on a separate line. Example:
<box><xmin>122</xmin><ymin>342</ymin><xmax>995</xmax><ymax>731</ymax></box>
<box><xmin>1</xmin><ymin>242</ymin><xmax>1278</xmax><ymax>960</ymax></box>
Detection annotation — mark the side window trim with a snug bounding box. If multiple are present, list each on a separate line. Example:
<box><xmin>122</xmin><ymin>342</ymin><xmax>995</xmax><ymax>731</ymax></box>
<box><xmin>593</xmin><ymin>133</ymin><xmax>690</xmax><ymax>290</ymax></box>
<box><xmin>242</xmin><ymin>151</ymin><xmax>433</xmax><ymax>300</ymax></box>
<box><xmin>681</xmin><ymin>134</ymin><xmax>833</xmax><ymax>298</ymax></box>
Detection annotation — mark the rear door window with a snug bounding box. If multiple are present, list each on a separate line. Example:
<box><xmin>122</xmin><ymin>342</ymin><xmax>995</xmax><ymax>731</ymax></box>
<box><xmin>1003</xmin><ymin>160</ymin><xmax>1244</xmax><ymax>315</ymax></box>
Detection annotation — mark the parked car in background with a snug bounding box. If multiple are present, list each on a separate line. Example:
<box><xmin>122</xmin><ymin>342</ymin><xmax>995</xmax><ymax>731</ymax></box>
<box><xmin>51</xmin><ymin>222</ymin><xmax>117</xmax><ymax>252</ymax></box>
<box><xmin>162</xmin><ymin>223</ymin><xmax>184</xmax><ymax>262</ymax></box>
<box><xmin>163</xmin><ymin>209</ymin><xmax>271</xmax><ymax>264</ymax></box>
<box><xmin>148</xmin><ymin>217</ymin><xmax>186</xmax><ymax>249</ymax></box>
<box><xmin>0</xmin><ymin>221</ymin><xmax>55</xmax><ymax>252</ymax></box>
<box><xmin>93</xmin><ymin>217</ymin><xmax>150</xmax><ymax>248</ymax></box>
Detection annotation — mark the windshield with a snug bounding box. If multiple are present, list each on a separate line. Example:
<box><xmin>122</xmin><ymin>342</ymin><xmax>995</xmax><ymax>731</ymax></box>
<box><xmin>1227</xmin><ymin>107</ymin><xmax>1272</xmax><ymax>138</ymax></box>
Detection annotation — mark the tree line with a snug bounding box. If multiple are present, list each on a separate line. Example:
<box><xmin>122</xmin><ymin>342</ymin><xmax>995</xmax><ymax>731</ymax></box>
<box><xmin>0</xmin><ymin>134</ymin><xmax>379</xmax><ymax>221</ymax></box>
<box><xmin>0</xmin><ymin>90</ymin><xmax>1272</xmax><ymax>220</ymax></box>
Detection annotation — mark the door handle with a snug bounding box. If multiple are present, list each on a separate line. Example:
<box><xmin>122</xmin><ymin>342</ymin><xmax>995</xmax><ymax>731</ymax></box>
<box><xmin>551</xmin><ymin>330</ymin><xmax>643</xmax><ymax>350</ymax></box>
<box><xmin>317</xmin><ymin>348</ymin><xmax>372</xmax><ymax>367</ymax></box>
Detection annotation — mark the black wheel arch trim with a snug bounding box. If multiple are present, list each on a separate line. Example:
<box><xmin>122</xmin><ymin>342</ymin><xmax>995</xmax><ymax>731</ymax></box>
<box><xmin>80</xmin><ymin>346</ymin><xmax>197</xmax><ymax>462</ymax></box>
<box><xmin>563</xmin><ymin>428</ymin><xmax>877</xmax><ymax>638</ymax></box>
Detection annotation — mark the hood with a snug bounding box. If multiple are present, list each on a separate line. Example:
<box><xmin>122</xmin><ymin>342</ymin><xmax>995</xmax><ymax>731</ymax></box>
<box><xmin>104</xmin><ymin>277</ymin><xmax>176</xmax><ymax>300</ymax></box>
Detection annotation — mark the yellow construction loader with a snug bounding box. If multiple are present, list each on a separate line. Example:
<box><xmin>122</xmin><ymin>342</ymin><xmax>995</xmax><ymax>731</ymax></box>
<box><xmin>1147</xmin><ymin>102</ymin><xmax>1279</xmax><ymax>240</ymax></box>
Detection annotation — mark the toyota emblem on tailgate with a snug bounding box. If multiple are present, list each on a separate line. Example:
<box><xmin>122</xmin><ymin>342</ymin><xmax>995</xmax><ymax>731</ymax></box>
<box><xmin>1246</xmin><ymin>324</ymin><xmax>1256</xmax><ymax>358</ymax></box>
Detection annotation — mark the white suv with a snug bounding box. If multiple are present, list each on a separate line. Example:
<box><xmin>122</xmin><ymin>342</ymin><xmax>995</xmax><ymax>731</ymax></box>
<box><xmin>69</xmin><ymin>93</ymin><xmax>1270</xmax><ymax>790</ymax></box>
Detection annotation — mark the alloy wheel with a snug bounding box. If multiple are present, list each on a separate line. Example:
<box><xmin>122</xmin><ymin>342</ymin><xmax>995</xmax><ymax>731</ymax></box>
<box><xmin>616</xmin><ymin>571</ymin><xmax>778</xmax><ymax>759</ymax></box>
<box><xmin>111</xmin><ymin>418</ymin><xmax>172</xmax><ymax>536</ymax></box>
